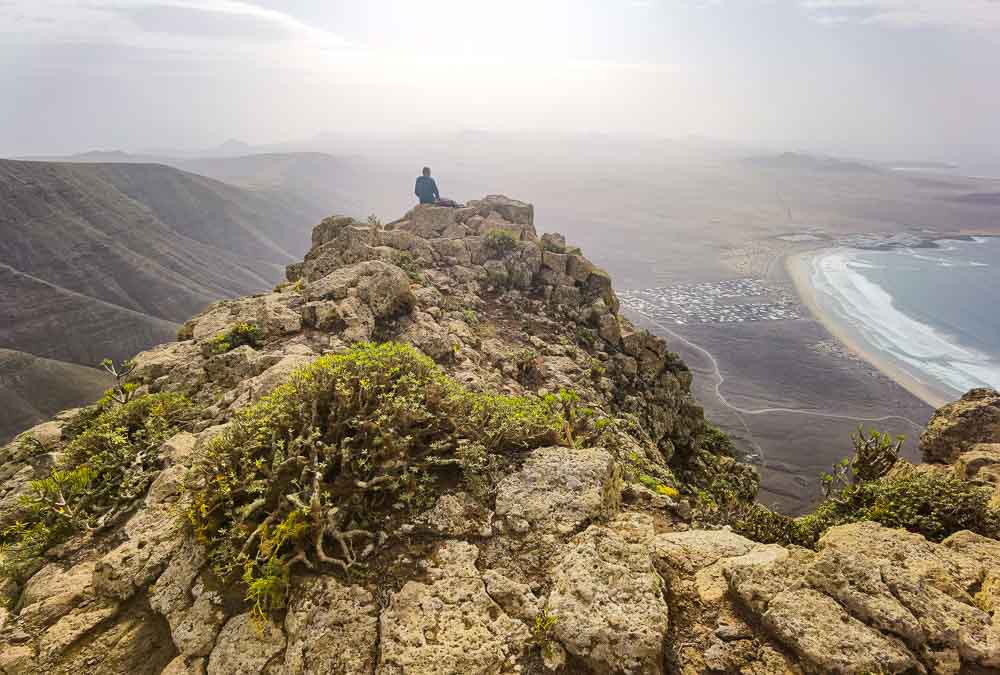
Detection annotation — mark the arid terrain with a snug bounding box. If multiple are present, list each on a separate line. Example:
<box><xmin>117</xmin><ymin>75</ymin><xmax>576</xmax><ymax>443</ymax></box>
<box><xmin>8</xmin><ymin>136</ymin><xmax>1000</xmax><ymax>510</ymax></box>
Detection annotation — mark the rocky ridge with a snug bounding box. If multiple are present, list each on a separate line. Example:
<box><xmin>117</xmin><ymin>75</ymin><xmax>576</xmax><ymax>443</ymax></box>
<box><xmin>0</xmin><ymin>196</ymin><xmax>998</xmax><ymax>674</ymax></box>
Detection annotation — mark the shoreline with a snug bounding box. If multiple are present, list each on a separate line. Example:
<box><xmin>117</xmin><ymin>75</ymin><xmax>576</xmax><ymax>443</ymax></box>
<box><xmin>785</xmin><ymin>250</ymin><xmax>949</xmax><ymax>409</ymax></box>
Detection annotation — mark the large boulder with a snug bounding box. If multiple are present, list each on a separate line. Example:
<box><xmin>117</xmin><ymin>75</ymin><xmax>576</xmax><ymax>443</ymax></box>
<box><xmin>494</xmin><ymin>446</ymin><xmax>621</xmax><ymax>535</ymax></box>
<box><xmin>954</xmin><ymin>443</ymin><xmax>1000</xmax><ymax>485</ymax></box>
<box><xmin>921</xmin><ymin>388</ymin><xmax>1000</xmax><ymax>464</ymax></box>
<box><xmin>206</xmin><ymin>613</ymin><xmax>285</xmax><ymax>675</ymax></box>
<box><xmin>652</xmin><ymin>529</ymin><xmax>794</xmax><ymax>674</ymax></box>
<box><xmin>306</xmin><ymin>260</ymin><xmax>415</xmax><ymax>319</ymax></box>
<box><xmin>187</xmin><ymin>293</ymin><xmax>303</xmax><ymax>342</ymax></box>
<box><xmin>377</xmin><ymin>541</ymin><xmax>529</xmax><ymax>674</ymax></box>
<box><xmin>726</xmin><ymin>521</ymin><xmax>1000</xmax><ymax>672</ymax></box>
<box><xmin>149</xmin><ymin>539</ymin><xmax>226</xmax><ymax>659</ymax></box>
<box><xmin>397</xmin><ymin>205</ymin><xmax>458</xmax><ymax>238</ymax></box>
<box><xmin>546</xmin><ymin>514</ymin><xmax>670</xmax><ymax>674</ymax></box>
<box><xmin>281</xmin><ymin>576</ymin><xmax>379</xmax><ymax>675</ymax></box>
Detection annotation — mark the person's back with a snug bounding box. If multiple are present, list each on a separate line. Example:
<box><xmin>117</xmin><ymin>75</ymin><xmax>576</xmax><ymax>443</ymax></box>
<box><xmin>414</xmin><ymin>167</ymin><xmax>439</xmax><ymax>205</ymax></box>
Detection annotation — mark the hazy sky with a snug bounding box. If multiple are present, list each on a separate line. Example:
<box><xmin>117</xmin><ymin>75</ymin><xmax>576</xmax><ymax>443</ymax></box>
<box><xmin>1</xmin><ymin>0</ymin><xmax>998</xmax><ymax>161</ymax></box>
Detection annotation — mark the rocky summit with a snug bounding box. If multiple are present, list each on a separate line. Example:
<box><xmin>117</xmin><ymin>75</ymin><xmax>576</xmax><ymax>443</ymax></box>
<box><xmin>1</xmin><ymin>196</ymin><xmax>999</xmax><ymax>675</ymax></box>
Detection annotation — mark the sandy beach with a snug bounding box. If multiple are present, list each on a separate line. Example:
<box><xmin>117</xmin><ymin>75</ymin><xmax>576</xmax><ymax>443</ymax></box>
<box><xmin>785</xmin><ymin>250</ymin><xmax>951</xmax><ymax>409</ymax></box>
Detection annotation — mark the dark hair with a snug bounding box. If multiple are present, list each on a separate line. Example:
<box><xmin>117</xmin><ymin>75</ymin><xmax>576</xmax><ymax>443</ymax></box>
<box><xmin>422</xmin><ymin>166</ymin><xmax>431</xmax><ymax>176</ymax></box>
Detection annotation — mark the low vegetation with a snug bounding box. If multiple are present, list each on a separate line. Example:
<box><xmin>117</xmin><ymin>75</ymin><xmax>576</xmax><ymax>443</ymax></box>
<box><xmin>183</xmin><ymin>342</ymin><xmax>607</xmax><ymax>619</ymax></box>
<box><xmin>209</xmin><ymin>322</ymin><xmax>261</xmax><ymax>355</ymax></box>
<box><xmin>0</xmin><ymin>392</ymin><xmax>193</xmax><ymax>583</ymax></box>
<box><xmin>532</xmin><ymin>609</ymin><xmax>559</xmax><ymax>656</ymax></box>
<box><xmin>483</xmin><ymin>229</ymin><xmax>518</xmax><ymax>256</ymax></box>
<box><xmin>391</xmin><ymin>251</ymin><xmax>425</xmax><ymax>283</ymax></box>
<box><xmin>716</xmin><ymin>427</ymin><xmax>1000</xmax><ymax>547</ymax></box>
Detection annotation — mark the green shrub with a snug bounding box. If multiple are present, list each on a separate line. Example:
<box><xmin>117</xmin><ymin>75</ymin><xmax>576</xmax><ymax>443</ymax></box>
<box><xmin>483</xmin><ymin>229</ymin><xmax>517</xmax><ymax>256</ymax></box>
<box><xmin>513</xmin><ymin>348</ymin><xmax>542</xmax><ymax>385</ymax></box>
<box><xmin>100</xmin><ymin>358</ymin><xmax>138</xmax><ymax>405</ymax></box>
<box><xmin>638</xmin><ymin>473</ymin><xmax>680</xmax><ymax>498</ymax></box>
<box><xmin>209</xmin><ymin>322</ymin><xmax>261</xmax><ymax>354</ymax></box>
<box><xmin>461</xmin><ymin>308</ymin><xmax>479</xmax><ymax>326</ymax></box>
<box><xmin>699</xmin><ymin>423</ymin><xmax>735</xmax><ymax>457</ymax></box>
<box><xmin>391</xmin><ymin>251</ymin><xmax>425</xmax><ymax>283</ymax></box>
<box><xmin>532</xmin><ymin>609</ymin><xmax>559</xmax><ymax>655</ymax></box>
<box><xmin>184</xmin><ymin>343</ymin><xmax>600</xmax><ymax>615</ymax></box>
<box><xmin>0</xmin><ymin>392</ymin><xmax>193</xmax><ymax>582</ymax></box>
<box><xmin>727</xmin><ymin>428</ymin><xmax>1000</xmax><ymax>547</ymax></box>
<box><xmin>820</xmin><ymin>427</ymin><xmax>902</xmax><ymax>495</ymax></box>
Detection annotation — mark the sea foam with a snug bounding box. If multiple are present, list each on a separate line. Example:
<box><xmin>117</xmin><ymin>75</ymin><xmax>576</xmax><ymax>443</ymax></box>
<box><xmin>810</xmin><ymin>249</ymin><xmax>1000</xmax><ymax>397</ymax></box>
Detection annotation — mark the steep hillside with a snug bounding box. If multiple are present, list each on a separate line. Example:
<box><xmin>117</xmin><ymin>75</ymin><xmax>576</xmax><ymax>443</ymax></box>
<box><xmin>0</xmin><ymin>263</ymin><xmax>178</xmax><ymax>365</ymax></box>
<box><xmin>0</xmin><ymin>197</ymin><xmax>997</xmax><ymax>675</ymax></box>
<box><xmin>0</xmin><ymin>350</ymin><xmax>112</xmax><ymax>445</ymax></box>
<box><xmin>0</xmin><ymin>159</ymin><xmax>322</xmax><ymax>372</ymax></box>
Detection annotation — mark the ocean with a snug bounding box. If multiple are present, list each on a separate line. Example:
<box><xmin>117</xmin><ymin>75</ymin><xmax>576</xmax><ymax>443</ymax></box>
<box><xmin>809</xmin><ymin>236</ymin><xmax>1000</xmax><ymax>401</ymax></box>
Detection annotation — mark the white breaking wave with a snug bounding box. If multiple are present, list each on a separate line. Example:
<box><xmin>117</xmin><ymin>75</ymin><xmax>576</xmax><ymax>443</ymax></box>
<box><xmin>810</xmin><ymin>250</ymin><xmax>1000</xmax><ymax>396</ymax></box>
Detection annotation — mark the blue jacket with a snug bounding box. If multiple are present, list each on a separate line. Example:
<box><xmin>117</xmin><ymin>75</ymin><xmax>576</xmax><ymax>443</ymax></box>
<box><xmin>415</xmin><ymin>176</ymin><xmax>439</xmax><ymax>204</ymax></box>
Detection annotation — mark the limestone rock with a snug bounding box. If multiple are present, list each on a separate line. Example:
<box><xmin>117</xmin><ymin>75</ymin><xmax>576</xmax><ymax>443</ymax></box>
<box><xmin>162</xmin><ymin>656</ymin><xmax>207</xmax><ymax>675</ymax></box>
<box><xmin>38</xmin><ymin>599</ymin><xmax>120</xmax><ymax>659</ymax></box>
<box><xmin>481</xmin><ymin>570</ymin><xmax>544</xmax><ymax>623</ymax></box>
<box><xmin>282</xmin><ymin>576</ymin><xmax>379</xmax><ymax>675</ymax></box>
<box><xmin>653</xmin><ymin>529</ymin><xmax>794</xmax><ymax>675</ymax></box>
<box><xmin>546</xmin><ymin>514</ymin><xmax>669</xmax><ymax>675</ymax></box>
<box><xmin>761</xmin><ymin>587</ymin><xmax>917</xmax><ymax>674</ymax></box>
<box><xmin>186</xmin><ymin>292</ymin><xmax>302</xmax><ymax>343</ymax></box>
<box><xmin>494</xmin><ymin>446</ymin><xmax>621</xmax><ymax>534</ymax></box>
<box><xmin>150</xmin><ymin>539</ymin><xmax>226</xmax><ymax>658</ymax></box>
<box><xmin>418</xmin><ymin>491</ymin><xmax>493</xmax><ymax>537</ymax></box>
<box><xmin>726</xmin><ymin>521</ymin><xmax>1000</xmax><ymax>672</ymax></box>
<box><xmin>93</xmin><ymin>501</ymin><xmax>183</xmax><ymax>601</ymax></box>
<box><xmin>160</xmin><ymin>431</ymin><xmax>197</xmax><ymax>466</ymax></box>
<box><xmin>377</xmin><ymin>541</ymin><xmax>529</xmax><ymax>674</ymax></box>
<box><xmin>398</xmin><ymin>204</ymin><xmax>458</xmax><ymax>238</ymax></box>
<box><xmin>469</xmin><ymin>195</ymin><xmax>535</xmax><ymax>230</ymax></box>
<box><xmin>311</xmin><ymin>214</ymin><xmax>358</xmax><ymax>248</ymax></box>
<box><xmin>19</xmin><ymin>560</ymin><xmax>97</xmax><ymax>628</ymax></box>
<box><xmin>306</xmin><ymin>260</ymin><xmax>415</xmax><ymax>319</ymax></box>
<box><xmin>131</xmin><ymin>341</ymin><xmax>202</xmax><ymax>384</ymax></box>
<box><xmin>207</xmin><ymin>613</ymin><xmax>285</xmax><ymax>675</ymax></box>
<box><xmin>921</xmin><ymin>388</ymin><xmax>1000</xmax><ymax>463</ymax></box>
<box><xmin>653</xmin><ymin>527</ymin><xmax>756</xmax><ymax>576</ymax></box>
<box><xmin>954</xmin><ymin>443</ymin><xmax>1000</xmax><ymax>484</ymax></box>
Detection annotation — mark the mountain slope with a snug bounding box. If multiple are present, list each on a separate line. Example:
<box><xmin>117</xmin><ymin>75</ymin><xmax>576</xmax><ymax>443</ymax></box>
<box><xmin>0</xmin><ymin>159</ymin><xmax>323</xmax><ymax>376</ymax></box>
<box><xmin>0</xmin><ymin>349</ymin><xmax>111</xmax><ymax>444</ymax></box>
<box><xmin>0</xmin><ymin>160</ymin><xmax>321</xmax><ymax>319</ymax></box>
<box><xmin>0</xmin><ymin>262</ymin><xmax>178</xmax><ymax>365</ymax></box>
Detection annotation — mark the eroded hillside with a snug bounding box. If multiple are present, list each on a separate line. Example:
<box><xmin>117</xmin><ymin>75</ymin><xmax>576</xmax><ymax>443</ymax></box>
<box><xmin>0</xmin><ymin>197</ymin><xmax>998</xmax><ymax>674</ymax></box>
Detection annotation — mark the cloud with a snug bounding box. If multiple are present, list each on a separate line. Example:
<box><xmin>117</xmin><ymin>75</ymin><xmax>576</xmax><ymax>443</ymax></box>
<box><xmin>0</xmin><ymin>0</ymin><xmax>345</xmax><ymax>51</ymax></box>
<box><xmin>801</xmin><ymin>0</ymin><xmax>1000</xmax><ymax>29</ymax></box>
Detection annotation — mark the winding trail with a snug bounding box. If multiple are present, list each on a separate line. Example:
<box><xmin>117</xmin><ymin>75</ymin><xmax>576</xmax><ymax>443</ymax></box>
<box><xmin>642</xmin><ymin>316</ymin><xmax>926</xmax><ymax>433</ymax></box>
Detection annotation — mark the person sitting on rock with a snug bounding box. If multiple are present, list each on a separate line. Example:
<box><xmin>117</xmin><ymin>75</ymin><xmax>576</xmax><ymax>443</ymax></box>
<box><xmin>414</xmin><ymin>167</ymin><xmax>440</xmax><ymax>205</ymax></box>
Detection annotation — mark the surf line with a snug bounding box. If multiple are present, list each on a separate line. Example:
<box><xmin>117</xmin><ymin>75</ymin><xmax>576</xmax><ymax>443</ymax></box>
<box><xmin>641</xmin><ymin>316</ymin><xmax>926</xmax><ymax>433</ymax></box>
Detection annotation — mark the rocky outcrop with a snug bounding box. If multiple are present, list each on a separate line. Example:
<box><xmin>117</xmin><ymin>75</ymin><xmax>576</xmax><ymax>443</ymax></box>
<box><xmin>727</xmin><ymin>521</ymin><xmax>1000</xmax><ymax>673</ymax></box>
<box><xmin>494</xmin><ymin>446</ymin><xmax>621</xmax><ymax>535</ymax></box>
<box><xmin>921</xmin><ymin>388</ymin><xmax>1000</xmax><ymax>464</ymax></box>
<box><xmin>2</xmin><ymin>195</ymin><xmax>999</xmax><ymax>674</ymax></box>
<box><xmin>377</xmin><ymin>541</ymin><xmax>530</xmax><ymax>674</ymax></box>
<box><xmin>546</xmin><ymin>514</ymin><xmax>670</xmax><ymax>675</ymax></box>
<box><xmin>281</xmin><ymin>576</ymin><xmax>378</xmax><ymax>675</ymax></box>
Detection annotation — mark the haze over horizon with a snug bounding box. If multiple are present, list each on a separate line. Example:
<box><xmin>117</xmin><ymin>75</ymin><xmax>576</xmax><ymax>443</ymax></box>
<box><xmin>2</xmin><ymin>0</ymin><xmax>999</xmax><ymax>167</ymax></box>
